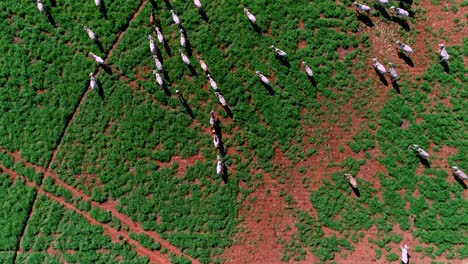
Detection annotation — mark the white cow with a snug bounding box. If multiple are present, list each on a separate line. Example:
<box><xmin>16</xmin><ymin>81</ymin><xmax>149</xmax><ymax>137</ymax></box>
<box><xmin>400</xmin><ymin>245</ymin><xmax>409</xmax><ymax>264</ymax></box>
<box><xmin>152</xmin><ymin>70</ymin><xmax>163</xmax><ymax>87</ymax></box>
<box><xmin>344</xmin><ymin>174</ymin><xmax>358</xmax><ymax>188</ymax></box>
<box><xmin>148</xmin><ymin>35</ymin><xmax>156</xmax><ymax>55</ymax></box>
<box><xmin>197</xmin><ymin>56</ymin><xmax>208</xmax><ymax>72</ymax></box>
<box><xmin>243</xmin><ymin>8</ymin><xmax>256</xmax><ymax>24</ymax></box>
<box><xmin>388</xmin><ymin>63</ymin><xmax>398</xmax><ymax>82</ymax></box>
<box><xmin>410</xmin><ymin>144</ymin><xmax>429</xmax><ymax>159</ymax></box>
<box><xmin>37</xmin><ymin>0</ymin><xmax>44</xmax><ymax>13</ymax></box>
<box><xmin>438</xmin><ymin>44</ymin><xmax>449</xmax><ymax>61</ymax></box>
<box><xmin>372</xmin><ymin>58</ymin><xmax>386</xmax><ymax>75</ymax></box>
<box><xmin>396</xmin><ymin>41</ymin><xmax>413</xmax><ymax>56</ymax></box>
<box><xmin>215</xmin><ymin>92</ymin><xmax>227</xmax><ymax>106</ymax></box>
<box><xmin>353</xmin><ymin>2</ymin><xmax>371</xmax><ymax>13</ymax></box>
<box><xmin>271</xmin><ymin>46</ymin><xmax>287</xmax><ymax>59</ymax></box>
<box><xmin>180</xmin><ymin>29</ymin><xmax>186</xmax><ymax>48</ymax></box>
<box><xmin>255</xmin><ymin>71</ymin><xmax>270</xmax><ymax>85</ymax></box>
<box><xmin>153</xmin><ymin>55</ymin><xmax>163</xmax><ymax>72</ymax></box>
<box><xmin>216</xmin><ymin>155</ymin><xmax>223</xmax><ymax>176</ymax></box>
<box><xmin>451</xmin><ymin>166</ymin><xmax>468</xmax><ymax>180</ymax></box>
<box><xmin>83</xmin><ymin>26</ymin><xmax>97</xmax><ymax>41</ymax></box>
<box><xmin>95</xmin><ymin>0</ymin><xmax>101</xmax><ymax>7</ymax></box>
<box><xmin>194</xmin><ymin>0</ymin><xmax>202</xmax><ymax>9</ymax></box>
<box><xmin>170</xmin><ymin>10</ymin><xmax>181</xmax><ymax>25</ymax></box>
<box><xmin>209</xmin><ymin>110</ymin><xmax>215</xmax><ymax>128</ymax></box>
<box><xmin>390</xmin><ymin>6</ymin><xmax>409</xmax><ymax>18</ymax></box>
<box><xmin>89</xmin><ymin>73</ymin><xmax>96</xmax><ymax>89</ymax></box>
<box><xmin>179</xmin><ymin>49</ymin><xmax>191</xmax><ymax>65</ymax></box>
<box><xmin>89</xmin><ymin>52</ymin><xmax>105</xmax><ymax>65</ymax></box>
<box><xmin>376</xmin><ymin>0</ymin><xmax>389</xmax><ymax>6</ymax></box>
<box><xmin>207</xmin><ymin>74</ymin><xmax>218</xmax><ymax>91</ymax></box>
<box><xmin>213</xmin><ymin>133</ymin><xmax>220</xmax><ymax>148</ymax></box>
<box><xmin>155</xmin><ymin>27</ymin><xmax>165</xmax><ymax>44</ymax></box>
<box><xmin>302</xmin><ymin>61</ymin><xmax>313</xmax><ymax>77</ymax></box>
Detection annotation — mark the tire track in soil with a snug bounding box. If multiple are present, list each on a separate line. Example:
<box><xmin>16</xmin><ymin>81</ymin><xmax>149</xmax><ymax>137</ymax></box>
<box><xmin>10</xmin><ymin>1</ymin><xmax>179</xmax><ymax>263</ymax></box>
<box><xmin>1</xmin><ymin>162</ymin><xmax>194</xmax><ymax>264</ymax></box>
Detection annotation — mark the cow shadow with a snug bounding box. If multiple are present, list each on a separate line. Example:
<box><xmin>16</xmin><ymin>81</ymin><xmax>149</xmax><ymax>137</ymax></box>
<box><xmin>308</xmin><ymin>76</ymin><xmax>317</xmax><ymax>87</ymax></box>
<box><xmin>160</xmin><ymin>83</ymin><xmax>171</xmax><ymax>96</ymax></box>
<box><xmin>199</xmin><ymin>8</ymin><xmax>208</xmax><ymax>22</ymax></box>
<box><xmin>162</xmin><ymin>0</ymin><xmax>173</xmax><ymax>10</ymax></box>
<box><xmin>223</xmin><ymin>105</ymin><xmax>233</xmax><ymax>118</ymax></box>
<box><xmin>177</xmin><ymin>93</ymin><xmax>195</xmax><ymax>119</ymax></box>
<box><xmin>45</xmin><ymin>8</ymin><xmax>57</xmax><ymax>27</ymax></box>
<box><xmin>95</xmin><ymin>39</ymin><xmax>105</xmax><ymax>52</ymax></box>
<box><xmin>99</xmin><ymin>0</ymin><xmax>108</xmax><ymax>20</ymax></box>
<box><xmin>393</xmin><ymin>17</ymin><xmax>410</xmax><ymax>31</ymax></box>
<box><xmin>357</xmin><ymin>12</ymin><xmax>374</xmax><ymax>27</ymax></box>
<box><xmin>375</xmin><ymin>4</ymin><xmax>391</xmax><ymax>20</ymax></box>
<box><xmin>261</xmin><ymin>82</ymin><xmax>275</xmax><ymax>95</ymax></box>
<box><xmin>352</xmin><ymin>186</ymin><xmax>361</xmax><ymax>197</ymax></box>
<box><xmin>391</xmin><ymin>81</ymin><xmax>401</xmax><ymax>94</ymax></box>
<box><xmin>96</xmin><ymin>79</ymin><xmax>105</xmax><ymax>100</ymax></box>
<box><xmin>220</xmin><ymin>165</ymin><xmax>228</xmax><ymax>183</ymax></box>
<box><xmin>374</xmin><ymin>68</ymin><xmax>388</xmax><ymax>86</ymax></box>
<box><xmin>418</xmin><ymin>156</ymin><xmax>430</xmax><ymax>167</ymax></box>
<box><xmin>102</xmin><ymin>64</ymin><xmax>112</xmax><ymax>75</ymax></box>
<box><xmin>398</xmin><ymin>52</ymin><xmax>414</xmax><ymax>67</ymax></box>
<box><xmin>454</xmin><ymin>176</ymin><xmax>467</xmax><ymax>189</ymax></box>
<box><xmin>440</xmin><ymin>60</ymin><xmax>449</xmax><ymax>73</ymax></box>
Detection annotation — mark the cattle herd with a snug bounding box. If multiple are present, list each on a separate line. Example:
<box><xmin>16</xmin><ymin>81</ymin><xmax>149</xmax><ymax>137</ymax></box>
<box><xmin>34</xmin><ymin>0</ymin><xmax>463</xmax><ymax>263</ymax></box>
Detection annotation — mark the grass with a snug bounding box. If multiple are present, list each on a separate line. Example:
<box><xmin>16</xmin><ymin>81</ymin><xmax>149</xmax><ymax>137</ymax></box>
<box><xmin>0</xmin><ymin>0</ymin><xmax>466</xmax><ymax>263</ymax></box>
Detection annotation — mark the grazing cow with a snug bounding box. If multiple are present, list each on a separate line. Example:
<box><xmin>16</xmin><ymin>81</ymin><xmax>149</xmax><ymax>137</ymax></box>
<box><xmin>89</xmin><ymin>52</ymin><xmax>105</xmax><ymax>65</ymax></box>
<box><xmin>388</xmin><ymin>63</ymin><xmax>398</xmax><ymax>82</ymax></box>
<box><xmin>216</xmin><ymin>155</ymin><xmax>223</xmax><ymax>176</ymax></box>
<box><xmin>451</xmin><ymin>166</ymin><xmax>468</xmax><ymax>181</ymax></box>
<box><xmin>243</xmin><ymin>8</ymin><xmax>256</xmax><ymax>24</ymax></box>
<box><xmin>215</xmin><ymin>92</ymin><xmax>227</xmax><ymax>106</ymax></box>
<box><xmin>89</xmin><ymin>73</ymin><xmax>96</xmax><ymax>90</ymax></box>
<box><xmin>37</xmin><ymin>0</ymin><xmax>44</xmax><ymax>13</ymax></box>
<box><xmin>213</xmin><ymin>132</ymin><xmax>221</xmax><ymax>148</ymax></box>
<box><xmin>95</xmin><ymin>0</ymin><xmax>101</xmax><ymax>7</ymax></box>
<box><xmin>83</xmin><ymin>26</ymin><xmax>97</xmax><ymax>42</ymax></box>
<box><xmin>372</xmin><ymin>58</ymin><xmax>386</xmax><ymax>75</ymax></box>
<box><xmin>400</xmin><ymin>245</ymin><xmax>409</xmax><ymax>264</ymax></box>
<box><xmin>155</xmin><ymin>27</ymin><xmax>165</xmax><ymax>44</ymax></box>
<box><xmin>271</xmin><ymin>45</ymin><xmax>287</xmax><ymax>59</ymax></box>
<box><xmin>438</xmin><ymin>44</ymin><xmax>449</xmax><ymax>61</ymax></box>
<box><xmin>375</xmin><ymin>0</ymin><xmax>389</xmax><ymax>6</ymax></box>
<box><xmin>207</xmin><ymin>74</ymin><xmax>218</xmax><ymax>91</ymax></box>
<box><xmin>302</xmin><ymin>61</ymin><xmax>313</xmax><ymax>77</ymax></box>
<box><xmin>152</xmin><ymin>70</ymin><xmax>163</xmax><ymax>87</ymax></box>
<box><xmin>209</xmin><ymin>110</ymin><xmax>215</xmax><ymax>128</ymax></box>
<box><xmin>255</xmin><ymin>71</ymin><xmax>270</xmax><ymax>85</ymax></box>
<box><xmin>153</xmin><ymin>55</ymin><xmax>163</xmax><ymax>72</ymax></box>
<box><xmin>410</xmin><ymin>144</ymin><xmax>429</xmax><ymax>159</ymax></box>
<box><xmin>344</xmin><ymin>174</ymin><xmax>358</xmax><ymax>188</ymax></box>
<box><xmin>179</xmin><ymin>49</ymin><xmax>191</xmax><ymax>65</ymax></box>
<box><xmin>170</xmin><ymin>10</ymin><xmax>181</xmax><ymax>25</ymax></box>
<box><xmin>148</xmin><ymin>35</ymin><xmax>156</xmax><ymax>55</ymax></box>
<box><xmin>180</xmin><ymin>28</ymin><xmax>186</xmax><ymax>48</ymax></box>
<box><xmin>353</xmin><ymin>2</ymin><xmax>371</xmax><ymax>13</ymax></box>
<box><xmin>197</xmin><ymin>56</ymin><xmax>208</xmax><ymax>72</ymax></box>
<box><xmin>194</xmin><ymin>0</ymin><xmax>202</xmax><ymax>10</ymax></box>
<box><xmin>390</xmin><ymin>6</ymin><xmax>409</xmax><ymax>18</ymax></box>
<box><xmin>396</xmin><ymin>41</ymin><xmax>413</xmax><ymax>56</ymax></box>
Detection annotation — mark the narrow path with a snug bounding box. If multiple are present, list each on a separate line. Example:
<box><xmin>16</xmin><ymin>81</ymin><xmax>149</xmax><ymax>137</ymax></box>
<box><xmin>44</xmin><ymin>193</ymin><xmax>170</xmax><ymax>264</ymax></box>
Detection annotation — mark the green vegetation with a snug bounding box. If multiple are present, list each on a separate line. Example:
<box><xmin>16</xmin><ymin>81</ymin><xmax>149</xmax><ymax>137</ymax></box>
<box><xmin>20</xmin><ymin>195</ymin><xmax>149</xmax><ymax>263</ymax></box>
<box><xmin>0</xmin><ymin>175</ymin><xmax>35</xmax><ymax>252</ymax></box>
<box><xmin>0</xmin><ymin>0</ymin><xmax>466</xmax><ymax>263</ymax></box>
